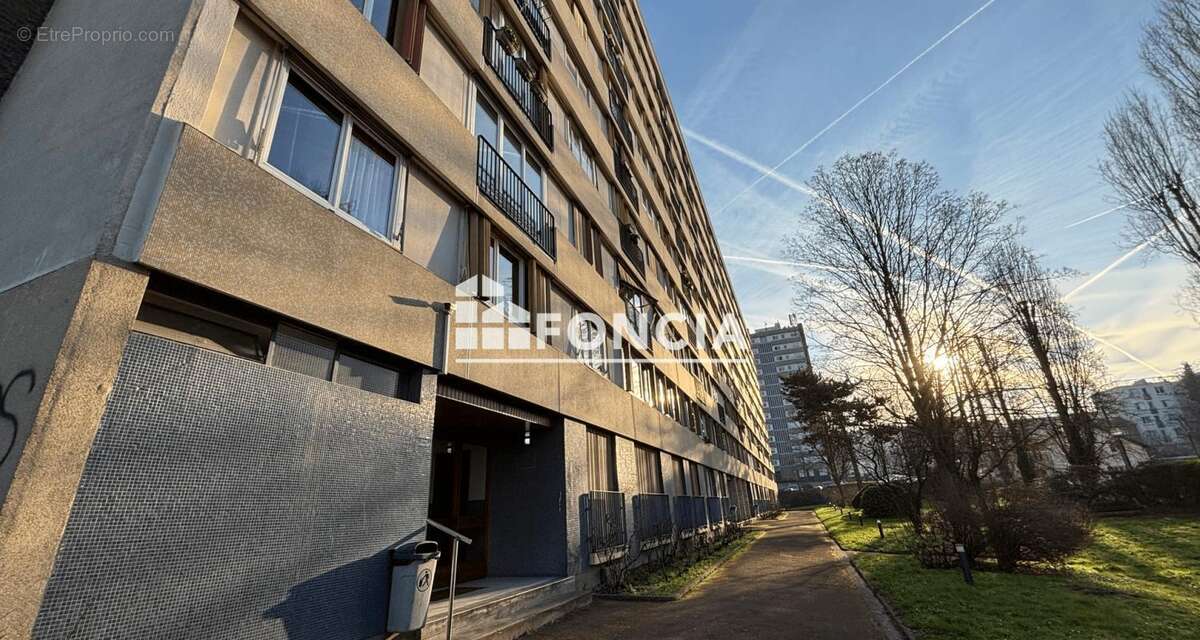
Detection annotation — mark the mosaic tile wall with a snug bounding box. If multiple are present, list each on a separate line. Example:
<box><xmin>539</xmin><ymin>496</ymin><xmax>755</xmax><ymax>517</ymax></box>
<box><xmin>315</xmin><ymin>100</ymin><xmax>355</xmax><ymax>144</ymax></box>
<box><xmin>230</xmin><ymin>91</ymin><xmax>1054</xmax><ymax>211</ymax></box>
<box><xmin>33</xmin><ymin>333</ymin><xmax>436</xmax><ymax>640</ymax></box>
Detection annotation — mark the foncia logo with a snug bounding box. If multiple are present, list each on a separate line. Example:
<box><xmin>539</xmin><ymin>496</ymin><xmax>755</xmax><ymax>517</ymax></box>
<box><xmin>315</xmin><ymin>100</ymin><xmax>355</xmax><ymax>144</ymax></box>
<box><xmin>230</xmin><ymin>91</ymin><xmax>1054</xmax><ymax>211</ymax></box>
<box><xmin>452</xmin><ymin>276</ymin><xmax>751</xmax><ymax>365</ymax></box>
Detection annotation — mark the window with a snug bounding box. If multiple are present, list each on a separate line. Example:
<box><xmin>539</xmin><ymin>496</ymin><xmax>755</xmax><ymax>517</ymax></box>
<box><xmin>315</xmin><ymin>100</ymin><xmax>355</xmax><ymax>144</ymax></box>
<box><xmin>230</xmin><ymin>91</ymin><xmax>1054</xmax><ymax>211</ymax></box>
<box><xmin>490</xmin><ymin>239</ymin><xmax>528</xmax><ymax>322</ymax></box>
<box><xmin>573</xmin><ymin>314</ymin><xmax>609</xmax><ymax>375</ymax></box>
<box><xmin>636</xmin><ymin>445</ymin><xmax>664</xmax><ymax>494</ymax></box>
<box><xmin>339</xmin><ymin>130</ymin><xmax>398</xmax><ymax>236</ymax></box>
<box><xmin>587</xmin><ymin>428</ymin><xmax>617</xmax><ymax>491</ymax></box>
<box><xmin>351</xmin><ymin>0</ymin><xmax>426</xmax><ymax>68</ymax></box>
<box><xmin>263</xmin><ymin>71</ymin><xmax>406</xmax><ymax>241</ymax></box>
<box><xmin>267</xmin><ymin>76</ymin><xmax>342</xmax><ymax>199</ymax></box>
<box><xmin>350</xmin><ymin>0</ymin><xmax>398</xmax><ymax>39</ymax></box>
<box><xmin>475</xmin><ymin>91</ymin><xmax>545</xmax><ymax>202</ymax></box>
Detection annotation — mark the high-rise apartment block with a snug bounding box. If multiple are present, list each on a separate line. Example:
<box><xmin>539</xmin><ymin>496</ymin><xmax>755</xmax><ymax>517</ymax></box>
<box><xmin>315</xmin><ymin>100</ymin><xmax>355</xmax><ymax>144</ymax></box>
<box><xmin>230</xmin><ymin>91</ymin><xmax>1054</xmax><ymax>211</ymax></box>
<box><xmin>0</xmin><ymin>1</ymin><xmax>776</xmax><ymax>637</ymax></box>
<box><xmin>752</xmin><ymin>320</ymin><xmax>830</xmax><ymax>491</ymax></box>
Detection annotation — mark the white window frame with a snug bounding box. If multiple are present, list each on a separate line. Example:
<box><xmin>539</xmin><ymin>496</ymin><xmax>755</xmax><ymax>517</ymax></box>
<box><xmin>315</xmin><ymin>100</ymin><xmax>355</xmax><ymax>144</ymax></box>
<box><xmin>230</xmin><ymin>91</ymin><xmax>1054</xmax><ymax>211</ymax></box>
<box><xmin>258</xmin><ymin>58</ymin><xmax>410</xmax><ymax>248</ymax></box>
<box><xmin>488</xmin><ymin>237</ymin><xmax>529</xmax><ymax>323</ymax></box>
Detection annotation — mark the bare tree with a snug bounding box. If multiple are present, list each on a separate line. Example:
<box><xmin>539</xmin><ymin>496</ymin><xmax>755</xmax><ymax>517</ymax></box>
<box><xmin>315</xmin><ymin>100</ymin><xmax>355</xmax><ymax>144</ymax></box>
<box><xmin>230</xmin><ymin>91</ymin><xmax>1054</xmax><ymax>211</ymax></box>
<box><xmin>983</xmin><ymin>242</ymin><xmax>1110</xmax><ymax>484</ymax></box>
<box><xmin>1102</xmin><ymin>0</ymin><xmax>1200</xmax><ymax>310</ymax></box>
<box><xmin>787</xmin><ymin>152</ymin><xmax>1010</xmax><ymax>490</ymax></box>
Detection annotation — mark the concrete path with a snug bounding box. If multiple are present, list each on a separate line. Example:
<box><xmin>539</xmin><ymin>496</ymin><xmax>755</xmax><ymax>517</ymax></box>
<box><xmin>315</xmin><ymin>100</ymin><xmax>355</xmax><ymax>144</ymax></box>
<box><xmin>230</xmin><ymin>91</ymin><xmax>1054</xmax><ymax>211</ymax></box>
<box><xmin>526</xmin><ymin>511</ymin><xmax>904</xmax><ymax>640</ymax></box>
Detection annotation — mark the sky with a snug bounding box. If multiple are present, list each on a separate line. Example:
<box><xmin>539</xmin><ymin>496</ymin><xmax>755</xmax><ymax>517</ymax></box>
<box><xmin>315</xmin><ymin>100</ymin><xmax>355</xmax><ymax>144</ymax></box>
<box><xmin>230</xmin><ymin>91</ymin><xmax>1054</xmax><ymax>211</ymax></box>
<box><xmin>641</xmin><ymin>0</ymin><xmax>1200</xmax><ymax>383</ymax></box>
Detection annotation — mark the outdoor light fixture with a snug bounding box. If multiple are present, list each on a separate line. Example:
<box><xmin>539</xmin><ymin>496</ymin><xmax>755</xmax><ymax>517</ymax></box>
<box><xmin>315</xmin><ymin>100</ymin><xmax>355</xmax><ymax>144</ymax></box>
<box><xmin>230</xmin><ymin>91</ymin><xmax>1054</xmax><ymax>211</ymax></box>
<box><xmin>445</xmin><ymin>442</ymin><xmax>452</xmax><ymax>454</ymax></box>
<box><xmin>523</xmin><ymin>422</ymin><xmax>531</xmax><ymax>446</ymax></box>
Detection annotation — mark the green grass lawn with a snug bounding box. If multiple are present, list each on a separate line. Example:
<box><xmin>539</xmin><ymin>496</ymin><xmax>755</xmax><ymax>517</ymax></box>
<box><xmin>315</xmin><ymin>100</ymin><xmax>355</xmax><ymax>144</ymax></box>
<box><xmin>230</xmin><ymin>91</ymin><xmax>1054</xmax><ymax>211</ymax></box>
<box><xmin>814</xmin><ymin>506</ymin><xmax>914</xmax><ymax>553</ymax></box>
<box><xmin>849</xmin><ymin>515</ymin><xmax>1200</xmax><ymax>640</ymax></box>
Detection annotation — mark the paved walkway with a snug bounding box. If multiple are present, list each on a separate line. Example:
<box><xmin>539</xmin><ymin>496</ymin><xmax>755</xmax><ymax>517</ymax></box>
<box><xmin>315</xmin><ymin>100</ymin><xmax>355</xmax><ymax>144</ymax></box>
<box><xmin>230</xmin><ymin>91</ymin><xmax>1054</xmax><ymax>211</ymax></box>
<box><xmin>527</xmin><ymin>511</ymin><xmax>904</xmax><ymax>640</ymax></box>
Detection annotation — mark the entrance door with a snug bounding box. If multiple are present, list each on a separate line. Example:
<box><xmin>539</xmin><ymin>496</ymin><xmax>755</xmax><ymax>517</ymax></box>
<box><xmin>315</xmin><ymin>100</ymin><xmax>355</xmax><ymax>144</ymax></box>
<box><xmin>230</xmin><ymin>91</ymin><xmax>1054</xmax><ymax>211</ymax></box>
<box><xmin>428</xmin><ymin>439</ymin><xmax>489</xmax><ymax>586</ymax></box>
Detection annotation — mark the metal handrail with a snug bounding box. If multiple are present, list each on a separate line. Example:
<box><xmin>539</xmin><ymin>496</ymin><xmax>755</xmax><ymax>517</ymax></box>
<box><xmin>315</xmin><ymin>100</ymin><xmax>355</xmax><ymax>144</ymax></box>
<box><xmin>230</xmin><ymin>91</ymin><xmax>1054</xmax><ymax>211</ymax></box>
<box><xmin>426</xmin><ymin>518</ymin><xmax>471</xmax><ymax>640</ymax></box>
<box><xmin>426</xmin><ymin>518</ymin><xmax>473</xmax><ymax>544</ymax></box>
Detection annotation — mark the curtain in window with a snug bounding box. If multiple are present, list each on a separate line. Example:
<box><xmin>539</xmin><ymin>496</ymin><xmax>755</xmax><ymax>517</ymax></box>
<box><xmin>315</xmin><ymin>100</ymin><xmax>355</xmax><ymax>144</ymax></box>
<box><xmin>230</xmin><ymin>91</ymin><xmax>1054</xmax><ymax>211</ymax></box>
<box><xmin>587</xmin><ymin>429</ymin><xmax>615</xmax><ymax>491</ymax></box>
<box><xmin>339</xmin><ymin>131</ymin><xmax>396</xmax><ymax>236</ymax></box>
<box><xmin>635</xmin><ymin>446</ymin><xmax>662</xmax><ymax>494</ymax></box>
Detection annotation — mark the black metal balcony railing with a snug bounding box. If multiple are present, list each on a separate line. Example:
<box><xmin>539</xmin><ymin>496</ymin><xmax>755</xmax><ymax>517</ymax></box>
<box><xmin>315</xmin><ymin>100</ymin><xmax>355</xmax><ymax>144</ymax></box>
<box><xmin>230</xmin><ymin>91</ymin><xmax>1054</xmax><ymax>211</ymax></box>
<box><xmin>610</xmin><ymin>89</ymin><xmax>633</xmax><ymax>147</ymax></box>
<box><xmin>619</xmin><ymin>223</ymin><xmax>645</xmax><ymax>275</ymax></box>
<box><xmin>706</xmin><ymin>496</ymin><xmax>724</xmax><ymax>526</ymax></box>
<box><xmin>634</xmin><ymin>493</ymin><xmax>673</xmax><ymax>543</ymax></box>
<box><xmin>477</xmin><ymin>136</ymin><xmax>557</xmax><ymax>258</ymax></box>
<box><xmin>514</xmin><ymin>0</ymin><xmax>551</xmax><ymax>57</ymax></box>
<box><xmin>595</xmin><ymin>0</ymin><xmax>625</xmax><ymax>47</ymax></box>
<box><xmin>483</xmin><ymin>18</ymin><xmax>553</xmax><ymax>149</ymax></box>
<box><xmin>690</xmin><ymin>495</ymin><xmax>708</xmax><ymax>530</ymax></box>
<box><xmin>606</xmin><ymin>37</ymin><xmax>630</xmax><ymax>97</ymax></box>
<box><xmin>587</xmin><ymin>490</ymin><xmax>628</xmax><ymax>553</ymax></box>
<box><xmin>615</xmin><ymin>150</ymin><xmax>637</xmax><ymax>203</ymax></box>
<box><xmin>674</xmin><ymin>494</ymin><xmax>696</xmax><ymax>534</ymax></box>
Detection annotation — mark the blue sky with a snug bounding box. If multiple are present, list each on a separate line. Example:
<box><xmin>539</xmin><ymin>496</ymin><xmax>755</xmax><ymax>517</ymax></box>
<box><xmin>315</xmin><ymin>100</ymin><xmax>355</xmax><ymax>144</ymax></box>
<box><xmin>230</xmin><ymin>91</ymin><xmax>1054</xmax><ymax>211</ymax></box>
<box><xmin>642</xmin><ymin>0</ymin><xmax>1199</xmax><ymax>382</ymax></box>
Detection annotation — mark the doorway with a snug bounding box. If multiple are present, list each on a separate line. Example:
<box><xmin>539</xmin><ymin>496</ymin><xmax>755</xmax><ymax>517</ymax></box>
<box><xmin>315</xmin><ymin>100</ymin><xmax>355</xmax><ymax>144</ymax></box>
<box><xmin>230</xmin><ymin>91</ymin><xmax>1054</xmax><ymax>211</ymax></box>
<box><xmin>428</xmin><ymin>438</ymin><xmax>489</xmax><ymax>587</ymax></box>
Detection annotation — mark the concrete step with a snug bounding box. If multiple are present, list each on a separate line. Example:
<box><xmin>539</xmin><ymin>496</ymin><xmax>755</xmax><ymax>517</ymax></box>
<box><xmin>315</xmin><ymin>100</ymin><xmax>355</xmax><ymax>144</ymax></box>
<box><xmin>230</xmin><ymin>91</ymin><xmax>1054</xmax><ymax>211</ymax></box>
<box><xmin>419</xmin><ymin>576</ymin><xmax>584</xmax><ymax>640</ymax></box>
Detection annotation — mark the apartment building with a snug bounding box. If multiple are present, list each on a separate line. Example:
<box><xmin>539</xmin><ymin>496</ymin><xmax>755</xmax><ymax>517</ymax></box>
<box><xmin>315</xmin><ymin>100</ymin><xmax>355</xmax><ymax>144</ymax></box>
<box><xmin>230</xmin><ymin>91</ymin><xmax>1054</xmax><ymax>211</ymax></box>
<box><xmin>751</xmin><ymin>320</ymin><xmax>830</xmax><ymax>491</ymax></box>
<box><xmin>1099</xmin><ymin>378</ymin><xmax>1197</xmax><ymax>458</ymax></box>
<box><xmin>0</xmin><ymin>0</ymin><xmax>776</xmax><ymax>638</ymax></box>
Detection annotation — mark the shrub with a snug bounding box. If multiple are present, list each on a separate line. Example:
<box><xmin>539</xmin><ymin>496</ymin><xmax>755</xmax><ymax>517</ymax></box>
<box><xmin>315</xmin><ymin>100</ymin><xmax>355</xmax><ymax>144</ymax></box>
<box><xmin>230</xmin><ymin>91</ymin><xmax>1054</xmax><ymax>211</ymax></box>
<box><xmin>1096</xmin><ymin>461</ymin><xmax>1200</xmax><ymax>510</ymax></box>
<box><xmin>983</xmin><ymin>487</ymin><xmax>1091</xmax><ymax>571</ymax></box>
<box><xmin>855</xmin><ymin>484</ymin><xmax>910</xmax><ymax>518</ymax></box>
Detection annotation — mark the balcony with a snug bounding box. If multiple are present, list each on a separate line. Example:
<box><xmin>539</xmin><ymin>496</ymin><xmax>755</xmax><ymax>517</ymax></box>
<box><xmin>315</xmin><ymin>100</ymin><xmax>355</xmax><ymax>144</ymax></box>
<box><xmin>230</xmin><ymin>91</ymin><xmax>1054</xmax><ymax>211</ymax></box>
<box><xmin>610</xmin><ymin>89</ymin><xmax>633</xmax><ymax>147</ymax></box>
<box><xmin>587</xmin><ymin>490</ymin><xmax>628</xmax><ymax>564</ymax></box>
<box><xmin>619</xmin><ymin>224</ymin><xmax>645</xmax><ymax>275</ymax></box>
<box><xmin>606</xmin><ymin>36</ymin><xmax>630</xmax><ymax>97</ymax></box>
<box><xmin>633</xmin><ymin>493</ymin><xmax>673</xmax><ymax>548</ymax></box>
<box><xmin>615</xmin><ymin>149</ymin><xmax>637</xmax><ymax>203</ymax></box>
<box><xmin>477</xmin><ymin>136</ymin><xmax>557</xmax><ymax>258</ymax></box>
<box><xmin>706</xmin><ymin>496</ymin><xmax>725</xmax><ymax>527</ymax></box>
<box><xmin>595</xmin><ymin>0</ymin><xmax>625</xmax><ymax>47</ymax></box>
<box><xmin>673</xmin><ymin>494</ymin><xmax>697</xmax><ymax>537</ymax></box>
<box><xmin>691</xmin><ymin>495</ymin><xmax>709</xmax><ymax>531</ymax></box>
<box><xmin>483</xmin><ymin>18</ymin><xmax>554</xmax><ymax>149</ymax></box>
<box><xmin>514</xmin><ymin>0</ymin><xmax>551</xmax><ymax>57</ymax></box>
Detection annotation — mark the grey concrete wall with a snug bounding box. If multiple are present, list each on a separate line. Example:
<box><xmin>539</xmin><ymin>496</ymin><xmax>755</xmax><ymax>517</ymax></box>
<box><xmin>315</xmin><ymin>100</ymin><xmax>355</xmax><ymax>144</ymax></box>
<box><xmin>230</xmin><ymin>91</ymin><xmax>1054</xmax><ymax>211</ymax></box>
<box><xmin>31</xmin><ymin>333</ymin><xmax>437</xmax><ymax>640</ymax></box>
<box><xmin>0</xmin><ymin>260</ymin><xmax>89</xmax><ymax>506</ymax></box>
<box><xmin>0</xmin><ymin>259</ymin><xmax>148</xmax><ymax>640</ymax></box>
<box><xmin>613</xmin><ymin>435</ymin><xmax>638</xmax><ymax>548</ymax></box>
<box><xmin>488</xmin><ymin>425</ymin><xmax>568</xmax><ymax>577</ymax></box>
<box><xmin>143</xmin><ymin>128</ymin><xmax>765</xmax><ymax>490</ymax></box>
<box><xmin>562</xmin><ymin>418</ymin><xmax>588</xmax><ymax>576</ymax></box>
<box><xmin>0</xmin><ymin>0</ymin><xmax>197</xmax><ymax>293</ymax></box>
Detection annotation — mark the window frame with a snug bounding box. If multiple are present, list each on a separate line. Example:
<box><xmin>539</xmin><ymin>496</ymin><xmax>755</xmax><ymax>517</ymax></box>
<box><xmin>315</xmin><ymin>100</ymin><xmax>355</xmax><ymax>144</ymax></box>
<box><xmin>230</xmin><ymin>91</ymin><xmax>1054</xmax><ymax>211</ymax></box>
<box><xmin>259</xmin><ymin>60</ymin><xmax>410</xmax><ymax>248</ymax></box>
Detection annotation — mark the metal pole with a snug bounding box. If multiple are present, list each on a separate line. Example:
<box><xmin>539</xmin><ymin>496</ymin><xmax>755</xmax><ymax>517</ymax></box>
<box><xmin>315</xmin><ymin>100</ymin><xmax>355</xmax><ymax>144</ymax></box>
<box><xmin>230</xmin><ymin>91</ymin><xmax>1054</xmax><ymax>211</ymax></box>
<box><xmin>955</xmin><ymin>543</ymin><xmax>974</xmax><ymax>585</ymax></box>
<box><xmin>877</xmin><ymin>519</ymin><xmax>884</xmax><ymax>538</ymax></box>
<box><xmin>446</xmin><ymin>538</ymin><xmax>460</xmax><ymax>640</ymax></box>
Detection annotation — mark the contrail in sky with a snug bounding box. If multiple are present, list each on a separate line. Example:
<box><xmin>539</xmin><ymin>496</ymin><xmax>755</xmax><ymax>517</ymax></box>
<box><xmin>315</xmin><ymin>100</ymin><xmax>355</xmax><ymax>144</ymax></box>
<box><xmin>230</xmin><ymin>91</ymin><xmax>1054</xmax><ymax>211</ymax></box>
<box><xmin>693</xmin><ymin>0</ymin><xmax>998</xmax><ymax>217</ymax></box>
<box><xmin>689</xmin><ymin>132</ymin><xmax>1165</xmax><ymax>376</ymax></box>
<box><xmin>1061</xmin><ymin>232</ymin><xmax>1162</xmax><ymax>301</ymax></box>
<box><xmin>1064</xmin><ymin>177</ymin><xmax>1200</xmax><ymax>228</ymax></box>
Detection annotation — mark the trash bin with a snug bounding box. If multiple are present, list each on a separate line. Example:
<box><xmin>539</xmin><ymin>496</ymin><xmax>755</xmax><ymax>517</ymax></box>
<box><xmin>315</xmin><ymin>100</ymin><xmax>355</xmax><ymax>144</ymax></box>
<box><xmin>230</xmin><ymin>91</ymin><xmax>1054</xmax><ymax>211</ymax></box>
<box><xmin>387</xmin><ymin>540</ymin><xmax>441</xmax><ymax>632</ymax></box>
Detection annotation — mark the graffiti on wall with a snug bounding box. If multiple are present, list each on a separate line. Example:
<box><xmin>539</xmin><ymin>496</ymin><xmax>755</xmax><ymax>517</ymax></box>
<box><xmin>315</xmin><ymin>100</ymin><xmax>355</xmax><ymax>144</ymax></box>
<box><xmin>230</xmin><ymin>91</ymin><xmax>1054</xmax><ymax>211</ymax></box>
<box><xmin>0</xmin><ymin>369</ymin><xmax>37</xmax><ymax>468</ymax></box>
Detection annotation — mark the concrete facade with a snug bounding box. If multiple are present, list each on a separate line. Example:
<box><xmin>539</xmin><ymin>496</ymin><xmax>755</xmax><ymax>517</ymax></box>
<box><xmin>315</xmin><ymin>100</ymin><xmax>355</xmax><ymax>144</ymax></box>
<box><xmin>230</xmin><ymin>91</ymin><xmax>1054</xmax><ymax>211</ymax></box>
<box><xmin>751</xmin><ymin>321</ymin><xmax>830</xmax><ymax>491</ymax></box>
<box><xmin>0</xmin><ymin>0</ymin><xmax>776</xmax><ymax>637</ymax></box>
<box><xmin>1099</xmin><ymin>378</ymin><xmax>1197</xmax><ymax>458</ymax></box>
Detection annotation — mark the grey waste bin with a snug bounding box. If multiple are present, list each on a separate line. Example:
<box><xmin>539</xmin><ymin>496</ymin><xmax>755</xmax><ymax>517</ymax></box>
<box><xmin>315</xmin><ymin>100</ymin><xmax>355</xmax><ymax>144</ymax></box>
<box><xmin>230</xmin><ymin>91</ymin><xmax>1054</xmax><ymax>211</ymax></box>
<box><xmin>387</xmin><ymin>540</ymin><xmax>441</xmax><ymax>632</ymax></box>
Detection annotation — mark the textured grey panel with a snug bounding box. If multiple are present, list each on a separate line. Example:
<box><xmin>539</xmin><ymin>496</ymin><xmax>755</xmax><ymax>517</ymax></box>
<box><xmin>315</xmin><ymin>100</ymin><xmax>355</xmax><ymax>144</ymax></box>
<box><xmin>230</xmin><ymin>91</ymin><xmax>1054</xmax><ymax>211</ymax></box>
<box><xmin>33</xmin><ymin>333</ymin><xmax>435</xmax><ymax>640</ymax></box>
<box><xmin>270</xmin><ymin>324</ymin><xmax>335</xmax><ymax>380</ymax></box>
